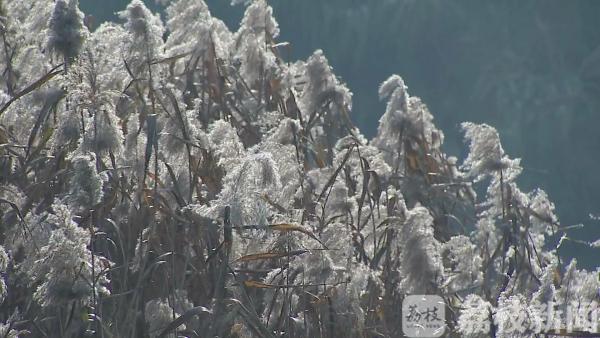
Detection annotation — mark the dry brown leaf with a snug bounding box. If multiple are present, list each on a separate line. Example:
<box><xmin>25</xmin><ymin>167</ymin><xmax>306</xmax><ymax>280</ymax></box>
<box><xmin>243</xmin><ymin>280</ymin><xmax>275</xmax><ymax>289</ymax></box>
<box><xmin>235</xmin><ymin>250</ymin><xmax>308</xmax><ymax>262</ymax></box>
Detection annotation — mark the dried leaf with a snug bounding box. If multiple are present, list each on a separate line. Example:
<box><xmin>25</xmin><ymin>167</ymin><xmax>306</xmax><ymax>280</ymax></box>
<box><xmin>236</xmin><ymin>250</ymin><xmax>308</xmax><ymax>262</ymax></box>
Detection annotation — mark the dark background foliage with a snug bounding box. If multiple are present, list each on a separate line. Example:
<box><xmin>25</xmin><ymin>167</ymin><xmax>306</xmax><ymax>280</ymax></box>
<box><xmin>79</xmin><ymin>0</ymin><xmax>600</xmax><ymax>268</ymax></box>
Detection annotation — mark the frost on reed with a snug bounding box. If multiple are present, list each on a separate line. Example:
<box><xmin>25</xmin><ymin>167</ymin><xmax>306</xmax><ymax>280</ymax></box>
<box><xmin>0</xmin><ymin>0</ymin><xmax>597</xmax><ymax>337</ymax></box>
